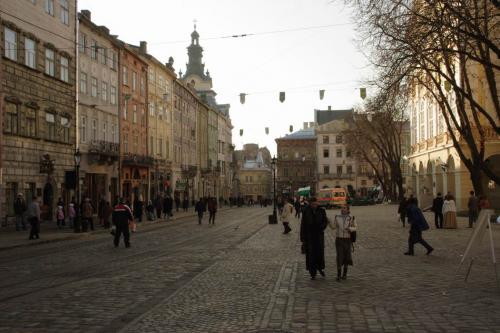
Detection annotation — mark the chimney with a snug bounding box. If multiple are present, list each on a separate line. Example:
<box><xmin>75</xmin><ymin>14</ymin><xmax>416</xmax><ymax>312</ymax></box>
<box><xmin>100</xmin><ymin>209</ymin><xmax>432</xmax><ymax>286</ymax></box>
<box><xmin>139</xmin><ymin>41</ymin><xmax>147</xmax><ymax>54</ymax></box>
<box><xmin>328</xmin><ymin>105</ymin><xmax>331</xmax><ymax>111</ymax></box>
<box><xmin>81</xmin><ymin>10</ymin><xmax>91</xmax><ymax>21</ymax></box>
<box><xmin>303</xmin><ymin>122</ymin><xmax>308</xmax><ymax>129</ymax></box>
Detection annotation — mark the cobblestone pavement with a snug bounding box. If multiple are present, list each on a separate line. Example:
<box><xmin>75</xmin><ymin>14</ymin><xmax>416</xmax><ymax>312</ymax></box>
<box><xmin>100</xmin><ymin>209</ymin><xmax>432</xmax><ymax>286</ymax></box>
<box><xmin>0</xmin><ymin>205</ymin><xmax>499</xmax><ymax>332</ymax></box>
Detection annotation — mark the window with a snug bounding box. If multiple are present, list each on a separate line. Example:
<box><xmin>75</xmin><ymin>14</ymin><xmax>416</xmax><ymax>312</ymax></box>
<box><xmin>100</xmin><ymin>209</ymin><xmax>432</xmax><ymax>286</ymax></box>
<box><xmin>428</xmin><ymin>103</ymin><xmax>434</xmax><ymax>138</ymax></box>
<box><xmin>81</xmin><ymin>116</ymin><xmax>87</xmax><ymax>142</ymax></box>
<box><xmin>25</xmin><ymin>107</ymin><xmax>37</xmax><ymax>137</ymax></box>
<box><xmin>336</xmin><ymin>149</ymin><xmax>342</xmax><ymax>158</ymax></box>
<box><xmin>322</xmin><ymin>135</ymin><xmax>329</xmax><ymax>144</ymax></box>
<box><xmin>149</xmin><ymin>136</ymin><xmax>154</xmax><ymax>155</ymax></box>
<box><xmin>91</xmin><ymin>40</ymin><xmax>98</xmax><ymax>60</ymax></box>
<box><xmin>45</xmin><ymin>49</ymin><xmax>55</xmax><ymax>76</ymax></box>
<box><xmin>25</xmin><ymin>37</ymin><xmax>36</xmax><ymax>68</ymax></box>
<box><xmin>4</xmin><ymin>103</ymin><xmax>19</xmax><ymax>134</ymax></box>
<box><xmin>111</xmin><ymin>124</ymin><xmax>116</xmax><ymax>142</ymax></box>
<box><xmin>80</xmin><ymin>72</ymin><xmax>87</xmax><ymax>94</ymax></box>
<box><xmin>149</xmin><ymin>102</ymin><xmax>155</xmax><ymax>116</ymax></box>
<box><xmin>60</xmin><ymin>0</ymin><xmax>69</xmax><ymax>24</ymax></box>
<box><xmin>4</xmin><ymin>27</ymin><xmax>17</xmax><ymax>61</ymax></box>
<box><xmin>61</xmin><ymin>116</ymin><xmax>70</xmax><ymax>142</ymax></box>
<box><xmin>91</xmin><ymin>77</ymin><xmax>98</xmax><ymax>97</ymax></box>
<box><xmin>60</xmin><ymin>56</ymin><xmax>69</xmax><ymax>82</ymax></box>
<box><xmin>361</xmin><ymin>180</ymin><xmax>367</xmax><ymax>186</ymax></box>
<box><xmin>149</xmin><ymin>69</ymin><xmax>154</xmax><ymax>82</ymax></box>
<box><xmin>46</xmin><ymin>113</ymin><xmax>56</xmax><ymax>141</ymax></box>
<box><xmin>346</xmin><ymin>150</ymin><xmax>352</xmax><ymax>158</ymax></box>
<box><xmin>102</xmin><ymin>121</ymin><xmax>107</xmax><ymax>141</ymax></box>
<box><xmin>45</xmin><ymin>0</ymin><xmax>54</xmax><ymax>15</ymax></box>
<box><xmin>335</xmin><ymin>135</ymin><xmax>342</xmax><ymax>144</ymax></box>
<box><xmin>122</xmin><ymin>66</ymin><xmax>128</xmax><ymax>85</ymax></box>
<box><xmin>419</xmin><ymin>101</ymin><xmax>425</xmax><ymax>142</ymax></box>
<box><xmin>140</xmin><ymin>76</ymin><xmax>145</xmax><ymax>96</ymax></box>
<box><xmin>101</xmin><ymin>82</ymin><xmax>108</xmax><ymax>102</ymax></box>
<box><xmin>283</xmin><ymin>168</ymin><xmax>289</xmax><ymax>177</ymax></box>
<box><xmin>323</xmin><ymin>165</ymin><xmax>330</xmax><ymax>174</ymax></box>
<box><xmin>158</xmin><ymin>138</ymin><xmax>163</xmax><ymax>157</ymax></box>
<box><xmin>110</xmin><ymin>51</ymin><xmax>117</xmax><ymax>70</ymax></box>
<box><xmin>123</xmin><ymin>100</ymin><xmax>128</xmax><ymax>120</ymax></box>
<box><xmin>123</xmin><ymin>136</ymin><xmax>128</xmax><ymax>153</ymax></box>
<box><xmin>132</xmin><ymin>105</ymin><xmax>137</xmax><ymax>123</ymax></box>
<box><xmin>347</xmin><ymin>165</ymin><xmax>353</xmax><ymax>174</ymax></box>
<box><xmin>91</xmin><ymin>118</ymin><xmax>97</xmax><ymax>140</ymax></box>
<box><xmin>323</xmin><ymin>149</ymin><xmax>329</xmax><ymax>158</ymax></box>
<box><xmin>141</xmin><ymin>107</ymin><xmax>145</xmax><ymax>126</ymax></box>
<box><xmin>132</xmin><ymin>71</ymin><xmax>137</xmax><ymax>91</ymax></box>
<box><xmin>79</xmin><ymin>32</ymin><xmax>86</xmax><ymax>53</ymax></box>
<box><xmin>133</xmin><ymin>135</ymin><xmax>138</xmax><ymax>153</ymax></box>
<box><xmin>337</xmin><ymin>165</ymin><xmax>343</xmax><ymax>175</ymax></box>
<box><xmin>110</xmin><ymin>85</ymin><xmax>117</xmax><ymax>105</ymax></box>
<box><xmin>100</xmin><ymin>47</ymin><xmax>107</xmax><ymax>65</ymax></box>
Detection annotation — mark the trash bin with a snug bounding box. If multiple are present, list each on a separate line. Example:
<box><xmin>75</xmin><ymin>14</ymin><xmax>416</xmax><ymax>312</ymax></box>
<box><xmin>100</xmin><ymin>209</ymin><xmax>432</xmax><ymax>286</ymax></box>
<box><xmin>268</xmin><ymin>214</ymin><xmax>277</xmax><ymax>224</ymax></box>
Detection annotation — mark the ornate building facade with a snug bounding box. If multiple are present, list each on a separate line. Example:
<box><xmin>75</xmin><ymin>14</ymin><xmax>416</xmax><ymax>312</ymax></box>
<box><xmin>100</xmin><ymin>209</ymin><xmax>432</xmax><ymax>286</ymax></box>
<box><xmin>1</xmin><ymin>0</ymin><xmax>77</xmax><ymax>220</ymax></box>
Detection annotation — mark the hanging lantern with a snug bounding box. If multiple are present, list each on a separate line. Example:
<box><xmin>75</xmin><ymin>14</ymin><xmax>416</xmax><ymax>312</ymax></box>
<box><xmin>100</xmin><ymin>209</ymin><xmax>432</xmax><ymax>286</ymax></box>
<box><xmin>289</xmin><ymin>125</ymin><xmax>293</xmax><ymax>133</ymax></box>
<box><xmin>265</xmin><ymin>127</ymin><xmax>269</xmax><ymax>135</ymax></box>
<box><xmin>360</xmin><ymin>88</ymin><xmax>367</xmax><ymax>99</ymax></box>
<box><xmin>239</xmin><ymin>129</ymin><xmax>243</xmax><ymax>136</ymax></box>
<box><xmin>239</xmin><ymin>93</ymin><xmax>246</xmax><ymax>104</ymax></box>
<box><xmin>279</xmin><ymin>91</ymin><xmax>285</xmax><ymax>103</ymax></box>
<box><xmin>319</xmin><ymin>90</ymin><xmax>325</xmax><ymax>100</ymax></box>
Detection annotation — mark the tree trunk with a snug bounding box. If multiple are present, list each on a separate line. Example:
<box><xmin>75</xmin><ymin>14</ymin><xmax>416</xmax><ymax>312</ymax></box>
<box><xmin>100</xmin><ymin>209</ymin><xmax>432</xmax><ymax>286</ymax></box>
<box><xmin>469</xmin><ymin>167</ymin><xmax>485</xmax><ymax>197</ymax></box>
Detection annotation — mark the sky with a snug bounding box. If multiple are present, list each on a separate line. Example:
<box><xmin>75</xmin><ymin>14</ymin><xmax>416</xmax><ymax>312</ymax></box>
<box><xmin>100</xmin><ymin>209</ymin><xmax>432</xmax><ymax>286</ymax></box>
<box><xmin>78</xmin><ymin>0</ymin><xmax>372</xmax><ymax>155</ymax></box>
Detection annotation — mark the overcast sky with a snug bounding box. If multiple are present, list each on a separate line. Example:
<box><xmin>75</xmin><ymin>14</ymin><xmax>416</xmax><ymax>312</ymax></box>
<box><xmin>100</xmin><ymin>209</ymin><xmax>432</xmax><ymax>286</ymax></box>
<box><xmin>78</xmin><ymin>0</ymin><xmax>372</xmax><ymax>155</ymax></box>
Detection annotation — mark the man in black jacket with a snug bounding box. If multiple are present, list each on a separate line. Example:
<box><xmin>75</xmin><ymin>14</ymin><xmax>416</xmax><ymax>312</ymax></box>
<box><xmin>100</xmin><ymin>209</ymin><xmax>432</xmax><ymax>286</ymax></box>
<box><xmin>112</xmin><ymin>198</ymin><xmax>134</xmax><ymax>248</ymax></box>
<box><xmin>432</xmin><ymin>193</ymin><xmax>444</xmax><ymax>229</ymax></box>
<box><xmin>14</xmin><ymin>193</ymin><xmax>27</xmax><ymax>231</ymax></box>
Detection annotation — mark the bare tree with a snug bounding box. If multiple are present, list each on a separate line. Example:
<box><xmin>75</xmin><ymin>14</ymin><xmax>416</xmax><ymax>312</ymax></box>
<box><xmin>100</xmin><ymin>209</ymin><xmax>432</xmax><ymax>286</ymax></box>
<box><xmin>343</xmin><ymin>0</ymin><xmax>500</xmax><ymax>195</ymax></box>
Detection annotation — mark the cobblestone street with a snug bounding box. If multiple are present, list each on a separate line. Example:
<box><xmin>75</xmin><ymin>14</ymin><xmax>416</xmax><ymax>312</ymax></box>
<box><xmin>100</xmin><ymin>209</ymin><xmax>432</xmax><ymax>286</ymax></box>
<box><xmin>1</xmin><ymin>205</ymin><xmax>499</xmax><ymax>333</ymax></box>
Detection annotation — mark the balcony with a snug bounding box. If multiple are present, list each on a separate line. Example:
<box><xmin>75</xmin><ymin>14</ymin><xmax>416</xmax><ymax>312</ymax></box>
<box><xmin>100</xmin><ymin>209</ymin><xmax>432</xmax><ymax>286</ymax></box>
<box><xmin>88</xmin><ymin>140</ymin><xmax>119</xmax><ymax>164</ymax></box>
<box><xmin>121</xmin><ymin>154</ymin><xmax>154</xmax><ymax>167</ymax></box>
<box><xmin>181</xmin><ymin>165</ymin><xmax>198</xmax><ymax>178</ymax></box>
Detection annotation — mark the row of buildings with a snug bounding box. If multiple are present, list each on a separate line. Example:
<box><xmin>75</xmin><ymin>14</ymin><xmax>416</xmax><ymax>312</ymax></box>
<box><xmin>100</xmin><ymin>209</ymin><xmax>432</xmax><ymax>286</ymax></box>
<box><xmin>0</xmin><ymin>2</ymin><xmax>233</xmax><ymax>220</ymax></box>
<box><xmin>232</xmin><ymin>108</ymin><xmax>382</xmax><ymax>203</ymax></box>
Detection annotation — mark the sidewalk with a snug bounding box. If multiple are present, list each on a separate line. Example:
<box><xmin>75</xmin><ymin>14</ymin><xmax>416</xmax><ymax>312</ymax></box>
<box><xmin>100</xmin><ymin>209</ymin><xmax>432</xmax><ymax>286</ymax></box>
<box><xmin>0</xmin><ymin>207</ymin><xmax>221</xmax><ymax>251</ymax></box>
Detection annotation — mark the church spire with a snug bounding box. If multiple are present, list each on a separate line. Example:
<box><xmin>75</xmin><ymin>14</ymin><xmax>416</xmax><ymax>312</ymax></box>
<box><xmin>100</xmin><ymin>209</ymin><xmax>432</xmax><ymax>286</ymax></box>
<box><xmin>184</xmin><ymin>25</ymin><xmax>208</xmax><ymax>80</ymax></box>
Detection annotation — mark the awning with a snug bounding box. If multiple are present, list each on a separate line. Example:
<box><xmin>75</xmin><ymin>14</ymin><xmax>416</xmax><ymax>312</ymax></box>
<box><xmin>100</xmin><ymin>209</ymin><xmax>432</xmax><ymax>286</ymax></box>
<box><xmin>297</xmin><ymin>186</ymin><xmax>311</xmax><ymax>196</ymax></box>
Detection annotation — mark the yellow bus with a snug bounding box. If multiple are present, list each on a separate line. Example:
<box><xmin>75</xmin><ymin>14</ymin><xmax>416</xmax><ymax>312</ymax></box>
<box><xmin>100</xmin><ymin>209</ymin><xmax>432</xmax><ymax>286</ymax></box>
<box><xmin>317</xmin><ymin>187</ymin><xmax>348</xmax><ymax>208</ymax></box>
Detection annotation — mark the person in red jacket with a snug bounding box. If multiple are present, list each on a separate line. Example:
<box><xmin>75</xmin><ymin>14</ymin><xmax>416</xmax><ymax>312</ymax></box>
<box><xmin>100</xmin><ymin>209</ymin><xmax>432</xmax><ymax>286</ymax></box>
<box><xmin>112</xmin><ymin>198</ymin><xmax>134</xmax><ymax>248</ymax></box>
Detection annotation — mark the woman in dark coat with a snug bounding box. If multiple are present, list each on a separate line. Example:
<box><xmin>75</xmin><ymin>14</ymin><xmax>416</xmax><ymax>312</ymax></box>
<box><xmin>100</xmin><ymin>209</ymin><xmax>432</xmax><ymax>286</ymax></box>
<box><xmin>133</xmin><ymin>197</ymin><xmax>143</xmax><ymax>223</ymax></box>
<box><xmin>300</xmin><ymin>197</ymin><xmax>328</xmax><ymax>280</ymax></box>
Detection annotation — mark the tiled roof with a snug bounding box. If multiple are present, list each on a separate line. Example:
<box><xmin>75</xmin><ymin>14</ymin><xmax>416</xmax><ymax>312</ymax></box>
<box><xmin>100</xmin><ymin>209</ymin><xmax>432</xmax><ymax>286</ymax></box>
<box><xmin>277</xmin><ymin>128</ymin><xmax>316</xmax><ymax>140</ymax></box>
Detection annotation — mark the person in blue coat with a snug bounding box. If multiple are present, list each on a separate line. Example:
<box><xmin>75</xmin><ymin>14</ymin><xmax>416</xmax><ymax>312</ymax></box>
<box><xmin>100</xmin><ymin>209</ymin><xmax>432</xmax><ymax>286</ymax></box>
<box><xmin>405</xmin><ymin>197</ymin><xmax>433</xmax><ymax>256</ymax></box>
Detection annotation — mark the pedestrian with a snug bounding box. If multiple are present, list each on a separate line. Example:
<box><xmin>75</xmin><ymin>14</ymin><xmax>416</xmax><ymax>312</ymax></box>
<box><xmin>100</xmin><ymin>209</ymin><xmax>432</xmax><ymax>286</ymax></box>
<box><xmin>195</xmin><ymin>198</ymin><xmax>205</xmax><ymax>225</ymax></box>
<box><xmin>443</xmin><ymin>193</ymin><xmax>457</xmax><ymax>229</ymax></box>
<box><xmin>467</xmin><ymin>190</ymin><xmax>479</xmax><ymax>228</ymax></box>
<box><xmin>56</xmin><ymin>204</ymin><xmax>65</xmax><ymax>229</ymax></box>
<box><xmin>182</xmin><ymin>197</ymin><xmax>189</xmax><ymax>212</ymax></box>
<box><xmin>208</xmin><ymin>197</ymin><xmax>217</xmax><ymax>224</ymax></box>
<box><xmin>155</xmin><ymin>195</ymin><xmax>163</xmax><ymax>220</ymax></box>
<box><xmin>103</xmin><ymin>201</ymin><xmax>112</xmax><ymax>228</ymax></box>
<box><xmin>405</xmin><ymin>197</ymin><xmax>433</xmax><ymax>256</ymax></box>
<box><xmin>14</xmin><ymin>193</ymin><xmax>27</xmax><ymax>231</ymax></box>
<box><xmin>397</xmin><ymin>196</ymin><xmax>407</xmax><ymax>227</ymax></box>
<box><xmin>175</xmin><ymin>196</ymin><xmax>180</xmax><ymax>212</ymax></box>
<box><xmin>280</xmin><ymin>198</ymin><xmax>294</xmax><ymax>234</ymax></box>
<box><xmin>26</xmin><ymin>196</ymin><xmax>41</xmax><ymax>240</ymax></box>
<box><xmin>146</xmin><ymin>200</ymin><xmax>155</xmax><ymax>221</ymax></box>
<box><xmin>164</xmin><ymin>195</ymin><xmax>173</xmax><ymax>220</ymax></box>
<box><xmin>478</xmin><ymin>195</ymin><xmax>491</xmax><ymax>211</ymax></box>
<box><xmin>112</xmin><ymin>198</ymin><xmax>133</xmax><ymax>248</ymax></box>
<box><xmin>431</xmin><ymin>192</ymin><xmax>444</xmax><ymax>229</ymax></box>
<box><xmin>68</xmin><ymin>202</ymin><xmax>76</xmax><ymax>228</ymax></box>
<box><xmin>300</xmin><ymin>197</ymin><xmax>328</xmax><ymax>280</ymax></box>
<box><xmin>133</xmin><ymin>196</ymin><xmax>143</xmax><ymax>223</ymax></box>
<box><xmin>329</xmin><ymin>205</ymin><xmax>357</xmax><ymax>281</ymax></box>
<box><xmin>294</xmin><ymin>198</ymin><xmax>301</xmax><ymax>219</ymax></box>
<box><xmin>98</xmin><ymin>197</ymin><xmax>106</xmax><ymax>226</ymax></box>
<box><xmin>81</xmin><ymin>198</ymin><xmax>94</xmax><ymax>232</ymax></box>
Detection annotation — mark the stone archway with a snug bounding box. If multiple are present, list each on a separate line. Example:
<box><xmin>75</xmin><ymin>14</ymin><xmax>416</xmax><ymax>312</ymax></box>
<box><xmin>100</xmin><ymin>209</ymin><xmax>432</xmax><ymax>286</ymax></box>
<box><xmin>435</xmin><ymin>163</ymin><xmax>444</xmax><ymax>196</ymax></box>
<box><xmin>446</xmin><ymin>155</ymin><xmax>456</xmax><ymax>197</ymax></box>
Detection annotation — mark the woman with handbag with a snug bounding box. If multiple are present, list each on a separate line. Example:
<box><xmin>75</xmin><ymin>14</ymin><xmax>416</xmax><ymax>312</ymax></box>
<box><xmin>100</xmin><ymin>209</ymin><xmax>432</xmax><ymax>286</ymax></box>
<box><xmin>329</xmin><ymin>205</ymin><xmax>357</xmax><ymax>282</ymax></box>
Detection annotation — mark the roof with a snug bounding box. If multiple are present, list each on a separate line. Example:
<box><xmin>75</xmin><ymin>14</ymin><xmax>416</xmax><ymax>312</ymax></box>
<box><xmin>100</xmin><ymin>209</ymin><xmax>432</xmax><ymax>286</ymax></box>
<box><xmin>276</xmin><ymin>127</ymin><xmax>316</xmax><ymax>141</ymax></box>
<box><xmin>315</xmin><ymin>109</ymin><xmax>353</xmax><ymax>125</ymax></box>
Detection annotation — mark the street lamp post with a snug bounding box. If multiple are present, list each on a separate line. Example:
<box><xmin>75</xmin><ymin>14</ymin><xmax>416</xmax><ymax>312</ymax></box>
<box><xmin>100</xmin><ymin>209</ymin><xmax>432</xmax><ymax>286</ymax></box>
<box><xmin>74</xmin><ymin>149</ymin><xmax>81</xmax><ymax>233</ymax></box>
<box><xmin>270</xmin><ymin>156</ymin><xmax>278</xmax><ymax>224</ymax></box>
